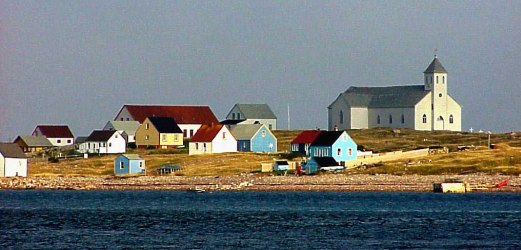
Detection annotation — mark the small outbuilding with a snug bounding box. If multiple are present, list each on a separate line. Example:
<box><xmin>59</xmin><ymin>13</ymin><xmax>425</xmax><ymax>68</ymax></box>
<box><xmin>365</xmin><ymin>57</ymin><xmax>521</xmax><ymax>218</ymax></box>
<box><xmin>0</xmin><ymin>143</ymin><xmax>28</xmax><ymax>177</ymax></box>
<box><xmin>157</xmin><ymin>165</ymin><xmax>183</xmax><ymax>175</ymax></box>
<box><xmin>273</xmin><ymin>160</ymin><xmax>289</xmax><ymax>171</ymax></box>
<box><xmin>114</xmin><ymin>154</ymin><xmax>145</xmax><ymax>175</ymax></box>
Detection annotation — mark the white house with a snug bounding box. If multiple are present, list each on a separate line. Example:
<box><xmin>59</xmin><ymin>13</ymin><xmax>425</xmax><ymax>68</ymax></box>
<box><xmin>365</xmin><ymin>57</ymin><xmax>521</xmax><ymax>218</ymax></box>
<box><xmin>103</xmin><ymin>120</ymin><xmax>140</xmax><ymax>144</ymax></box>
<box><xmin>328</xmin><ymin>56</ymin><xmax>462</xmax><ymax>131</ymax></box>
<box><xmin>0</xmin><ymin>143</ymin><xmax>28</xmax><ymax>177</ymax></box>
<box><xmin>189</xmin><ymin>124</ymin><xmax>237</xmax><ymax>155</ymax></box>
<box><xmin>32</xmin><ymin>125</ymin><xmax>75</xmax><ymax>147</ymax></box>
<box><xmin>224</xmin><ymin>104</ymin><xmax>277</xmax><ymax>130</ymax></box>
<box><xmin>79</xmin><ymin>130</ymin><xmax>126</xmax><ymax>154</ymax></box>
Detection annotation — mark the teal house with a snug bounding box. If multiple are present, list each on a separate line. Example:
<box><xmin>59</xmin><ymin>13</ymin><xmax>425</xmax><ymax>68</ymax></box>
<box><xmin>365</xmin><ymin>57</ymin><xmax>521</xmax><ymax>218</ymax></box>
<box><xmin>229</xmin><ymin>124</ymin><xmax>277</xmax><ymax>152</ymax></box>
<box><xmin>304</xmin><ymin>131</ymin><xmax>357</xmax><ymax>173</ymax></box>
<box><xmin>114</xmin><ymin>154</ymin><xmax>145</xmax><ymax>175</ymax></box>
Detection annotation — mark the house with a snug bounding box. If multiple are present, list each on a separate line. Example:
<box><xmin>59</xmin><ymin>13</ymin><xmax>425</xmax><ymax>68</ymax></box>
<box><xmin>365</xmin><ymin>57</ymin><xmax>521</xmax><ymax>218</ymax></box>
<box><xmin>308</xmin><ymin>131</ymin><xmax>358</xmax><ymax>166</ymax></box>
<box><xmin>32</xmin><ymin>125</ymin><xmax>74</xmax><ymax>146</ymax></box>
<box><xmin>114</xmin><ymin>154</ymin><xmax>145</xmax><ymax>175</ymax></box>
<box><xmin>113</xmin><ymin>105</ymin><xmax>219</xmax><ymax>138</ymax></box>
<box><xmin>135</xmin><ymin>117</ymin><xmax>183</xmax><ymax>149</ymax></box>
<box><xmin>328</xmin><ymin>56</ymin><xmax>461</xmax><ymax>131</ymax></box>
<box><xmin>103</xmin><ymin>121</ymin><xmax>140</xmax><ymax>144</ymax></box>
<box><xmin>13</xmin><ymin>135</ymin><xmax>53</xmax><ymax>153</ymax></box>
<box><xmin>304</xmin><ymin>157</ymin><xmax>343</xmax><ymax>174</ymax></box>
<box><xmin>79</xmin><ymin>130</ymin><xmax>126</xmax><ymax>154</ymax></box>
<box><xmin>189</xmin><ymin>124</ymin><xmax>237</xmax><ymax>155</ymax></box>
<box><xmin>0</xmin><ymin>143</ymin><xmax>28</xmax><ymax>177</ymax></box>
<box><xmin>229</xmin><ymin>124</ymin><xmax>277</xmax><ymax>152</ymax></box>
<box><xmin>224</xmin><ymin>104</ymin><xmax>277</xmax><ymax>130</ymax></box>
<box><xmin>273</xmin><ymin>160</ymin><xmax>289</xmax><ymax>171</ymax></box>
<box><xmin>290</xmin><ymin>130</ymin><xmax>322</xmax><ymax>156</ymax></box>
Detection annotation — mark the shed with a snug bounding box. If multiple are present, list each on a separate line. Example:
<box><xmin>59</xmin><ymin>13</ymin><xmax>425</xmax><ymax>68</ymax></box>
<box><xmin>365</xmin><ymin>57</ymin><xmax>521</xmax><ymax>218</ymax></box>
<box><xmin>0</xmin><ymin>143</ymin><xmax>28</xmax><ymax>177</ymax></box>
<box><xmin>157</xmin><ymin>165</ymin><xmax>183</xmax><ymax>175</ymax></box>
<box><xmin>114</xmin><ymin>154</ymin><xmax>145</xmax><ymax>175</ymax></box>
<box><xmin>273</xmin><ymin>160</ymin><xmax>289</xmax><ymax>171</ymax></box>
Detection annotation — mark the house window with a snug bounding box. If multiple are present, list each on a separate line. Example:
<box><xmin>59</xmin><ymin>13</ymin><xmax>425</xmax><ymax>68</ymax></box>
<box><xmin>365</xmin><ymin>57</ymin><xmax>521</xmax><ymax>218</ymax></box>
<box><xmin>120</xmin><ymin>118</ymin><xmax>124</xmax><ymax>121</ymax></box>
<box><xmin>389</xmin><ymin>115</ymin><xmax>393</xmax><ymax>124</ymax></box>
<box><xmin>342</xmin><ymin>135</ymin><xmax>347</xmax><ymax>142</ymax></box>
<box><xmin>348</xmin><ymin>148</ymin><xmax>352</xmax><ymax>156</ymax></box>
<box><xmin>126</xmin><ymin>118</ymin><xmax>130</xmax><ymax>121</ymax></box>
<box><xmin>425</xmin><ymin>76</ymin><xmax>427</xmax><ymax>85</ymax></box>
<box><xmin>401</xmin><ymin>114</ymin><xmax>405</xmax><ymax>124</ymax></box>
<box><xmin>109</xmin><ymin>143</ymin><xmax>112</xmax><ymax>147</ymax></box>
<box><xmin>377</xmin><ymin>115</ymin><xmax>381</xmax><ymax>124</ymax></box>
<box><xmin>190</xmin><ymin>130</ymin><xmax>194</xmax><ymax>137</ymax></box>
<box><xmin>145</xmin><ymin>135</ymin><xmax>149</xmax><ymax>140</ymax></box>
<box><xmin>422</xmin><ymin>114</ymin><xmax>427</xmax><ymax>124</ymax></box>
<box><xmin>139</xmin><ymin>162</ymin><xmax>143</xmax><ymax>168</ymax></box>
<box><xmin>67</xmin><ymin>139</ymin><xmax>71</xmax><ymax>143</ymax></box>
<box><xmin>262</xmin><ymin>130</ymin><xmax>266</xmax><ymax>137</ymax></box>
<box><xmin>162</xmin><ymin>134</ymin><xmax>167</xmax><ymax>142</ymax></box>
<box><xmin>232</xmin><ymin>113</ymin><xmax>236</xmax><ymax>119</ymax></box>
<box><xmin>145</xmin><ymin>123</ymin><xmax>149</xmax><ymax>130</ymax></box>
<box><xmin>57</xmin><ymin>139</ymin><xmax>62</xmax><ymax>143</ymax></box>
<box><xmin>339</xmin><ymin>110</ymin><xmax>344</xmax><ymax>124</ymax></box>
<box><xmin>337</xmin><ymin>148</ymin><xmax>341</xmax><ymax>156</ymax></box>
<box><xmin>237</xmin><ymin>113</ymin><xmax>241</xmax><ymax>119</ymax></box>
<box><xmin>115</xmin><ymin>134</ymin><xmax>118</xmax><ymax>138</ymax></box>
<box><xmin>120</xmin><ymin>162</ymin><xmax>124</xmax><ymax>169</ymax></box>
<box><xmin>195</xmin><ymin>143</ymin><xmax>199</xmax><ymax>150</ymax></box>
<box><xmin>203</xmin><ymin>143</ymin><xmax>207</xmax><ymax>152</ymax></box>
<box><xmin>269</xmin><ymin>124</ymin><xmax>272</xmax><ymax>130</ymax></box>
<box><xmin>174</xmin><ymin>134</ymin><xmax>179</xmax><ymax>141</ymax></box>
<box><xmin>223</xmin><ymin>132</ymin><xmax>226</xmax><ymax>139</ymax></box>
<box><xmin>449</xmin><ymin>115</ymin><xmax>454</xmax><ymax>124</ymax></box>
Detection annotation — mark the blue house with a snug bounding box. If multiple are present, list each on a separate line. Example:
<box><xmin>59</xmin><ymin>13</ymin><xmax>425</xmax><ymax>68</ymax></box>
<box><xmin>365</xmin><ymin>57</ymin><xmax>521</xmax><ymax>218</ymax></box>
<box><xmin>229</xmin><ymin>124</ymin><xmax>277</xmax><ymax>152</ymax></box>
<box><xmin>114</xmin><ymin>154</ymin><xmax>145</xmax><ymax>175</ymax></box>
<box><xmin>304</xmin><ymin>131</ymin><xmax>357</xmax><ymax>174</ymax></box>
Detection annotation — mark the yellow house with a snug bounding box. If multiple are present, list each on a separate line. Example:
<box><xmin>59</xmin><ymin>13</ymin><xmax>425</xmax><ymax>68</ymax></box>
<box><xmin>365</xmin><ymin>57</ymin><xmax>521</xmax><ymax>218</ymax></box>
<box><xmin>135</xmin><ymin>117</ymin><xmax>183</xmax><ymax>149</ymax></box>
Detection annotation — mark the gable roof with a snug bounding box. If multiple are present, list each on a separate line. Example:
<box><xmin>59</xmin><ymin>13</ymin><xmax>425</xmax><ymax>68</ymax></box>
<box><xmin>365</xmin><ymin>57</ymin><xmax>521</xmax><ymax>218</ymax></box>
<box><xmin>229</xmin><ymin>124</ymin><xmax>264</xmax><ymax>140</ymax></box>
<box><xmin>105</xmin><ymin>121</ymin><xmax>140</xmax><ymax>133</ymax></box>
<box><xmin>310</xmin><ymin>131</ymin><xmax>344</xmax><ymax>146</ymax></box>
<box><xmin>291</xmin><ymin>130</ymin><xmax>322</xmax><ymax>144</ymax></box>
<box><xmin>147</xmin><ymin>117</ymin><xmax>183</xmax><ymax>133</ymax></box>
<box><xmin>232</xmin><ymin>104</ymin><xmax>277</xmax><ymax>119</ymax></box>
<box><xmin>220</xmin><ymin>119</ymin><xmax>246</xmax><ymax>125</ymax></box>
<box><xmin>14</xmin><ymin>136</ymin><xmax>53</xmax><ymax>147</ymax></box>
<box><xmin>120</xmin><ymin>154</ymin><xmax>143</xmax><ymax>160</ymax></box>
<box><xmin>333</xmin><ymin>85</ymin><xmax>430</xmax><ymax>109</ymax></box>
<box><xmin>311</xmin><ymin>157</ymin><xmax>341</xmax><ymax>167</ymax></box>
<box><xmin>86</xmin><ymin>130</ymin><xmax>118</xmax><ymax>142</ymax></box>
<box><xmin>117</xmin><ymin>105</ymin><xmax>219</xmax><ymax>124</ymax></box>
<box><xmin>190</xmin><ymin>124</ymin><xmax>226</xmax><ymax>142</ymax></box>
<box><xmin>424</xmin><ymin>57</ymin><xmax>447</xmax><ymax>73</ymax></box>
<box><xmin>0</xmin><ymin>143</ymin><xmax>26</xmax><ymax>158</ymax></box>
<box><xmin>33</xmin><ymin>125</ymin><xmax>74</xmax><ymax>138</ymax></box>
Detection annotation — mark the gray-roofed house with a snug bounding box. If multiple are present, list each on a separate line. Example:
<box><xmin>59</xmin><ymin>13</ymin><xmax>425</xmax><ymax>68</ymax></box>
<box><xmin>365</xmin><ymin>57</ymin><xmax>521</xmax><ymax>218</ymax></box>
<box><xmin>0</xmin><ymin>143</ymin><xmax>28</xmax><ymax>177</ymax></box>
<box><xmin>328</xmin><ymin>56</ymin><xmax>461</xmax><ymax>131</ymax></box>
<box><xmin>229</xmin><ymin>124</ymin><xmax>277</xmax><ymax>152</ymax></box>
<box><xmin>78</xmin><ymin>130</ymin><xmax>126</xmax><ymax>154</ymax></box>
<box><xmin>225</xmin><ymin>104</ymin><xmax>277</xmax><ymax>130</ymax></box>
<box><xmin>103</xmin><ymin>120</ymin><xmax>140</xmax><ymax>144</ymax></box>
<box><xmin>13</xmin><ymin>135</ymin><xmax>53</xmax><ymax>153</ymax></box>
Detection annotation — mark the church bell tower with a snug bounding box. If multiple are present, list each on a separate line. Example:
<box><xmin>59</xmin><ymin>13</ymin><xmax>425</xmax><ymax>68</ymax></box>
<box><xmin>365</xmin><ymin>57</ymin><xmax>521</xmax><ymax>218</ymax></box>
<box><xmin>424</xmin><ymin>55</ymin><xmax>448</xmax><ymax>130</ymax></box>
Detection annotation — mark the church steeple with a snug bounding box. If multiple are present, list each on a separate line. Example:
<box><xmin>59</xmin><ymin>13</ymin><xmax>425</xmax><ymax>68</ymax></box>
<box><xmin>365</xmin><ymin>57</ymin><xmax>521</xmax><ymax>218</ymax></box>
<box><xmin>424</xmin><ymin>55</ymin><xmax>447</xmax><ymax>74</ymax></box>
<box><xmin>423</xmin><ymin>54</ymin><xmax>449</xmax><ymax>130</ymax></box>
<box><xmin>423</xmin><ymin>55</ymin><xmax>447</xmax><ymax>91</ymax></box>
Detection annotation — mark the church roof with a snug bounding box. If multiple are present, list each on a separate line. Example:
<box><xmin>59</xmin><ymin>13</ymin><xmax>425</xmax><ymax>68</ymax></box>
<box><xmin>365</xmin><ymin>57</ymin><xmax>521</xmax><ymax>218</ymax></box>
<box><xmin>335</xmin><ymin>85</ymin><xmax>430</xmax><ymax>108</ymax></box>
<box><xmin>423</xmin><ymin>57</ymin><xmax>447</xmax><ymax>73</ymax></box>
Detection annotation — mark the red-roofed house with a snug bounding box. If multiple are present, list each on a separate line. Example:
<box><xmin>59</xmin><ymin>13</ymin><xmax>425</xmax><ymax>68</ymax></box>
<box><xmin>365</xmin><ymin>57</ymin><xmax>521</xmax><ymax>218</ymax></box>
<box><xmin>32</xmin><ymin>125</ymin><xmax>74</xmax><ymax>147</ymax></box>
<box><xmin>114</xmin><ymin>105</ymin><xmax>219</xmax><ymax>139</ymax></box>
<box><xmin>189</xmin><ymin>124</ymin><xmax>237</xmax><ymax>155</ymax></box>
<box><xmin>290</xmin><ymin>130</ymin><xmax>322</xmax><ymax>156</ymax></box>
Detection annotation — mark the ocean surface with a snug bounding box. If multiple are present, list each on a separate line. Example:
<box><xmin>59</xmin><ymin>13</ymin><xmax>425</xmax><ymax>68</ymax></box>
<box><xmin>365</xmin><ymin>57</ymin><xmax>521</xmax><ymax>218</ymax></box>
<box><xmin>1</xmin><ymin>190</ymin><xmax>520</xmax><ymax>249</ymax></box>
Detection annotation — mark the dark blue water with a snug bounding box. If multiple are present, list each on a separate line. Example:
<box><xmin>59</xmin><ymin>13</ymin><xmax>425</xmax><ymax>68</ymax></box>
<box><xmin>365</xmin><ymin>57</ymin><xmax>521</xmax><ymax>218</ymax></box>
<box><xmin>1</xmin><ymin>191</ymin><xmax>520</xmax><ymax>249</ymax></box>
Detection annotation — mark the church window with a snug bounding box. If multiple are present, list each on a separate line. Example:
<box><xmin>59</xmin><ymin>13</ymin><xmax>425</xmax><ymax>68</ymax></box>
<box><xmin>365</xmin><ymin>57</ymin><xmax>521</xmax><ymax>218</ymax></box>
<box><xmin>436</xmin><ymin>76</ymin><xmax>439</xmax><ymax>84</ymax></box>
<box><xmin>443</xmin><ymin>76</ymin><xmax>445</xmax><ymax>84</ymax></box>
<box><xmin>377</xmin><ymin>115</ymin><xmax>381</xmax><ymax>124</ymax></box>
<box><xmin>389</xmin><ymin>115</ymin><xmax>393</xmax><ymax>124</ymax></box>
<box><xmin>401</xmin><ymin>114</ymin><xmax>405</xmax><ymax>124</ymax></box>
<box><xmin>422</xmin><ymin>114</ymin><xmax>427</xmax><ymax>124</ymax></box>
<box><xmin>439</xmin><ymin>93</ymin><xmax>443</xmax><ymax>98</ymax></box>
<box><xmin>449</xmin><ymin>115</ymin><xmax>454</xmax><ymax>124</ymax></box>
<box><xmin>339</xmin><ymin>110</ymin><xmax>344</xmax><ymax>124</ymax></box>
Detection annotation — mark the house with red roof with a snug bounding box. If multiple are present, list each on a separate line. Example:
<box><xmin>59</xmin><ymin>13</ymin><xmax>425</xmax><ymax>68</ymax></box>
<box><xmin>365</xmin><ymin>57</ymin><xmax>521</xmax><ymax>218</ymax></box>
<box><xmin>189</xmin><ymin>124</ymin><xmax>237</xmax><ymax>155</ymax></box>
<box><xmin>32</xmin><ymin>125</ymin><xmax>74</xmax><ymax>147</ymax></box>
<box><xmin>290</xmin><ymin>130</ymin><xmax>322</xmax><ymax>156</ymax></box>
<box><xmin>113</xmin><ymin>105</ymin><xmax>219</xmax><ymax>139</ymax></box>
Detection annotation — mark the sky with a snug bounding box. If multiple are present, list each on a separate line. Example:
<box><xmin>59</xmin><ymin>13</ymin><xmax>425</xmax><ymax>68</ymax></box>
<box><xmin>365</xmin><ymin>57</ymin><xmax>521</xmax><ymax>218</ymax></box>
<box><xmin>1</xmin><ymin>1</ymin><xmax>520</xmax><ymax>141</ymax></box>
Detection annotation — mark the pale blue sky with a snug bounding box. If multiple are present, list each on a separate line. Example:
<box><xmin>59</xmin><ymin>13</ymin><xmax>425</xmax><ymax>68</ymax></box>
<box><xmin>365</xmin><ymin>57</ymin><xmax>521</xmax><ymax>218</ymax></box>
<box><xmin>1</xmin><ymin>1</ymin><xmax>520</xmax><ymax>140</ymax></box>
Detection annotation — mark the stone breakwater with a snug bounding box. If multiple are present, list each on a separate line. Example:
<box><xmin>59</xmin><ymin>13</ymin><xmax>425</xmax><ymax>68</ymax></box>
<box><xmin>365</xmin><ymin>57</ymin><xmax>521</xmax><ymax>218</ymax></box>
<box><xmin>1</xmin><ymin>174</ymin><xmax>521</xmax><ymax>192</ymax></box>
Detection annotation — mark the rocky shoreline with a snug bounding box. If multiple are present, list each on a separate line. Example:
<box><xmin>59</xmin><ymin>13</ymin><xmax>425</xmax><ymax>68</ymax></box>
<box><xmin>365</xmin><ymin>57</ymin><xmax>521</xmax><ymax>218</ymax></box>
<box><xmin>2</xmin><ymin>174</ymin><xmax>521</xmax><ymax>192</ymax></box>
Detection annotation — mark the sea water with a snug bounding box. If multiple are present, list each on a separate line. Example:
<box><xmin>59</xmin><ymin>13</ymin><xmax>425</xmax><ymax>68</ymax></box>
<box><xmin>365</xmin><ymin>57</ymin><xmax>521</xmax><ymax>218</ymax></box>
<box><xmin>1</xmin><ymin>190</ymin><xmax>520</xmax><ymax>249</ymax></box>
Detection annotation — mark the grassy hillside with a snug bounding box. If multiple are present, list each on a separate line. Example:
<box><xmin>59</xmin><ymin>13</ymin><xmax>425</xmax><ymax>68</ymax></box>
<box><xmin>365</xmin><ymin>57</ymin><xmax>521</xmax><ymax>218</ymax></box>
<box><xmin>29</xmin><ymin>128</ymin><xmax>521</xmax><ymax>176</ymax></box>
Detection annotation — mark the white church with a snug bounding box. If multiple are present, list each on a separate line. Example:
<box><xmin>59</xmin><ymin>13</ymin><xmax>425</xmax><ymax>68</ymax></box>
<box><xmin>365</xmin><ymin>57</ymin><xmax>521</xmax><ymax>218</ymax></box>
<box><xmin>328</xmin><ymin>56</ymin><xmax>461</xmax><ymax>131</ymax></box>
